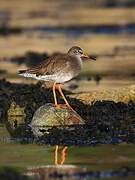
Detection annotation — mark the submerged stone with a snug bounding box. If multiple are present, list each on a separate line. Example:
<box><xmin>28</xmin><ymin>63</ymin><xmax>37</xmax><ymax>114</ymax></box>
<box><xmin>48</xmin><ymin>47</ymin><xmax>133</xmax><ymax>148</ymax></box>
<box><xmin>31</xmin><ymin>103</ymin><xmax>85</xmax><ymax>137</ymax></box>
<box><xmin>8</xmin><ymin>101</ymin><xmax>26</xmax><ymax>117</ymax></box>
<box><xmin>6</xmin><ymin>101</ymin><xmax>27</xmax><ymax>136</ymax></box>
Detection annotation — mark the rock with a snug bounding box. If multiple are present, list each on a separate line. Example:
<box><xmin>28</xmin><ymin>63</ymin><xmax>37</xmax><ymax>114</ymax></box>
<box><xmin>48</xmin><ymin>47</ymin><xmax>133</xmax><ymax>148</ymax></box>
<box><xmin>70</xmin><ymin>85</ymin><xmax>135</xmax><ymax>104</ymax></box>
<box><xmin>30</xmin><ymin>103</ymin><xmax>85</xmax><ymax>137</ymax></box>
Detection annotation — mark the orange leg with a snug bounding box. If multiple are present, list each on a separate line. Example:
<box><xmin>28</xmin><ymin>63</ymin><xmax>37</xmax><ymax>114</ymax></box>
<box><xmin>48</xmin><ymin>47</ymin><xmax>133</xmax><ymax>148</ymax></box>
<box><xmin>53</xmin><ymin>81</ymin><xmax>58</xmax><ymax>106</ymax></box>
<box><xmin>58</xmin><ymin>84</ymin><xmax>74</xmax><ymax>111</ymax></box>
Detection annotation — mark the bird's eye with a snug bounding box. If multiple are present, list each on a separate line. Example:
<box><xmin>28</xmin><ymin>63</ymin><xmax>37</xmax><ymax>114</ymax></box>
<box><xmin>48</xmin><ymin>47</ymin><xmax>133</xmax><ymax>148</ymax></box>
<box><xmin>78</xmin><ymin>50</ymin><xmax>83</xmax><ymax>54</ymax></box>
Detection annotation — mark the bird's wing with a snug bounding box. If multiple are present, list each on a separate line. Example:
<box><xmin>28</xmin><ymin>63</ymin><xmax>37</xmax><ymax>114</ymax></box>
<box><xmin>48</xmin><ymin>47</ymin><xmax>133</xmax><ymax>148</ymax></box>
<box><xmin>19</xmin><ymin>54</ymin><xmax>67</xmax><ymax>76</ymax></box>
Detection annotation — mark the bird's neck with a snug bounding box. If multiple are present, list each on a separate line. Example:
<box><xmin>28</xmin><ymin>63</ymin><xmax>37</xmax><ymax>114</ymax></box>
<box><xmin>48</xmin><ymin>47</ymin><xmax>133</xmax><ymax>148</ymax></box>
<box><xmin>75</xmin><ymin>55</ymin><xmax>83</xmax><ymax>66</ymax></box>
<box><xmin>67</xmin><ymin>54</ymin><xmax>83</xmax><ymax>67</ymax></box>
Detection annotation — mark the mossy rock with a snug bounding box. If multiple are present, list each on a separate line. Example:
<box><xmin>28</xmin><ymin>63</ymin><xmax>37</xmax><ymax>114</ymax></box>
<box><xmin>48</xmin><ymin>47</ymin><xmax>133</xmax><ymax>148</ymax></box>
<box><xmin>5</xmin><ymin>101</ymin><xmax>84</xmax><ymax>138</ymax></box>
<box><xmin>30</xmin><ymin>103</ymin><xmax>85</xmax><ymax>137</ymax></box>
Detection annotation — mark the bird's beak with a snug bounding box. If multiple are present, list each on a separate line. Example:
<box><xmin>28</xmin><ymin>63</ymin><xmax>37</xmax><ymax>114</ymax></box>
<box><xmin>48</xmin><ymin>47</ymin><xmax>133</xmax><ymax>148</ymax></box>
<box><xmin>81</xmin><ymin>53</ymin><xmax>89</xmax><ymax>58</ymax></box>
<box><xmin>81</xmin><ymin>53</ymin><xmax>96</xmax><ymax>60</ymax></box>
<box><xmin>89</xmin><ymin>56</ymin><xmax>96</xmax><ymax>61</ymax></box>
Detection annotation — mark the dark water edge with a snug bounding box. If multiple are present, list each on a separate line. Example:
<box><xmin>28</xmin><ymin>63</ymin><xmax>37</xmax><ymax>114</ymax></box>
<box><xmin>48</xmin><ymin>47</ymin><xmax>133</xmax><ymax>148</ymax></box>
<box><xmin>0</xmin><ymin>130</ymin><xmax>134</xmax><ymax>145</ymax></box>
<box><xmin>0</xmin><ymin>23</ymin><xmax>135</xmax><ymax>36</ymax></box>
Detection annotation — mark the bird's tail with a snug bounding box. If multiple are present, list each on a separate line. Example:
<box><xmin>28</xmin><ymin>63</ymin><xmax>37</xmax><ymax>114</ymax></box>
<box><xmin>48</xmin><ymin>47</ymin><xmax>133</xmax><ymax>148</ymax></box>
<box><xmin>18</xmin><ymin>69</ymin><xmax>36</xmax><ymax>78</ymax></box>
<box><xmin>18</xmin><ymin>70</ymin><xmax>28</xmax><ymax>77</ymax></box>
<box><xmin>18</xmin><ymin>70</ymin><xmax>27</xmax><ymax>75</ymax></box>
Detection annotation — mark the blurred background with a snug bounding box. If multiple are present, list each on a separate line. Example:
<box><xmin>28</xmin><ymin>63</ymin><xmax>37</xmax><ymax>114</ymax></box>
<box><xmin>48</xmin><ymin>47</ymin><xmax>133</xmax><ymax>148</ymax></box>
<box><xmin>0</xmin><ymin>0</ymin><xmax>135</xmax><ymax>92</ymax></box>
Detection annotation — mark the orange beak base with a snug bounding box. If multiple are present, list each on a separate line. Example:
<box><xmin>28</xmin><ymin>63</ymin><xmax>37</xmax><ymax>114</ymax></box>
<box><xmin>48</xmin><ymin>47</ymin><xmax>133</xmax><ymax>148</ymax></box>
<box><xmin>81</xmin><ymin>54</ymin><xmax>96</xmax><ymax>60</ymax></box>
<box><xmin>81</xmin><ymin>54</ymin><xmax>89</xmax><ymax>58</ymax></box>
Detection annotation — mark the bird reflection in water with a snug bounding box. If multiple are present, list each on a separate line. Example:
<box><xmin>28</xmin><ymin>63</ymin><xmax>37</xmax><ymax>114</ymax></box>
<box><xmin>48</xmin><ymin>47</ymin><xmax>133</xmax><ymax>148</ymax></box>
<box><xmin>54</xmin><ymin>145</ymin><xmax>68</xmax><ymax>165</ymax></box>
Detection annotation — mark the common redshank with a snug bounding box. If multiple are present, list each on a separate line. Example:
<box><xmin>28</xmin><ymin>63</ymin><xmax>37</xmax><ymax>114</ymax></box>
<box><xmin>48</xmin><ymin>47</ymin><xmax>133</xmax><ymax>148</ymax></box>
<box><xmin>19</xmin><ymin>46</ymin><xmax>96</xmax><ymax>109</ymax></box>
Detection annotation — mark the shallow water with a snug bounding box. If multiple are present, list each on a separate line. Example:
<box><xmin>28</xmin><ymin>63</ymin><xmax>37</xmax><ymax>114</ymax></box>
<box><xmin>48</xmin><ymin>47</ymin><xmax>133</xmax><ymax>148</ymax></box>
<box><xmin>0</xmin><ymin>124</ymin><xmax>134</xmax><ymax>179</ymax></box>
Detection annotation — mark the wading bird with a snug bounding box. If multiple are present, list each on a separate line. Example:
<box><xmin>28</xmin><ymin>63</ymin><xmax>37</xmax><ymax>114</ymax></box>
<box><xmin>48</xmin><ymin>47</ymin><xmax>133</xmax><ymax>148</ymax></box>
<box><xmin>19</xmin><ymin>46</ymin><xmax>96</xmax><ymax>110</ymax></box>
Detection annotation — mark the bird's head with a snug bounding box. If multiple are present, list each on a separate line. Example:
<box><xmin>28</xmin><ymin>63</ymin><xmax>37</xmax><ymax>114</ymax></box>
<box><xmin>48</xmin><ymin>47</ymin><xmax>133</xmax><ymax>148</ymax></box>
<box><xmin>68</xmin><ymin>46</ymin><xmax>96</xmax><ymax>61</ymax></box>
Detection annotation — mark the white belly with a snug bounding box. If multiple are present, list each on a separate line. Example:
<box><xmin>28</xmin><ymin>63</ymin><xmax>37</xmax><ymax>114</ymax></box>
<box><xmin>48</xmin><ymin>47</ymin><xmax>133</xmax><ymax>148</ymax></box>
<box><xmin>54</xmin><ymin>72</ymin><xmax>74</xmax><ymax>83</ymax></box>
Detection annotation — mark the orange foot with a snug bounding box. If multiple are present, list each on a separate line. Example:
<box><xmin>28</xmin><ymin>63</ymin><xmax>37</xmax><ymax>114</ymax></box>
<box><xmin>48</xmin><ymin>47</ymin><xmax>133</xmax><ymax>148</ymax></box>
<box><xmin>54</xmin><ymin>103</ymin><xmax>75</xmax><ymax>112</ymax></box>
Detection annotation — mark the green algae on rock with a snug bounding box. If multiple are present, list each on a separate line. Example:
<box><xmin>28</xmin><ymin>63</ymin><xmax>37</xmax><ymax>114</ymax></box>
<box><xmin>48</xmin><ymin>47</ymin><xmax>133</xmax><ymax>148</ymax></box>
<box><xmin>30</xmin><ymin>103</ymin><xmax>85</xmax><ymax>137</ymax></box>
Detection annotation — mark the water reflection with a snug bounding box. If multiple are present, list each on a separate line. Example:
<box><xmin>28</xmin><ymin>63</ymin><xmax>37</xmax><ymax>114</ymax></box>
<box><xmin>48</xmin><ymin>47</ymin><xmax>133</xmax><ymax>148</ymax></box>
<box><xmin>55</xmin><ymin>145</ymin><xmax>68</xmax><ymax>165</ymax></box>
<box><xmin>25</xmin><ymin>145</ymin><xmax>135</xmax><ymax>180</ymax></box>
<box><xmin>0</xmin><ymin>124</ymin><xmax>134</xmax><ymax>180</ymax></box>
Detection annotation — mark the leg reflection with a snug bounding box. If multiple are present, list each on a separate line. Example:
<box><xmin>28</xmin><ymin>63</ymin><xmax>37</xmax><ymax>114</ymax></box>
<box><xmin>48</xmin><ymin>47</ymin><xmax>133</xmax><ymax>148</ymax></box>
<box><xmin>55</xmin><ymin>145</ymin><xmax>59</xmax><ymax>165</ymax></box>
<box><xmin>54</xmin><ymin>145</ymin><xmax>68</xmax><ymax>165</ymax></box>
<box><xmin>60</xmin><ymin>146</ymin><xmax>68</xmax><ymax>165</ymax></box>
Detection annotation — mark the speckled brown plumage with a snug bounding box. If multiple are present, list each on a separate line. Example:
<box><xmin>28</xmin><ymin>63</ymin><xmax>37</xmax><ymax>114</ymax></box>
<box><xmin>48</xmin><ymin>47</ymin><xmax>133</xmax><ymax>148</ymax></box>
<box><xmin>19</xmin><ymin>54</ymin><xmax>81</xmax><ymax>78</ymax></box>
<box><xmin>19</xmin><ymin>46</ymin><xmax>91</xmax><ymax>83</ymax></box>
